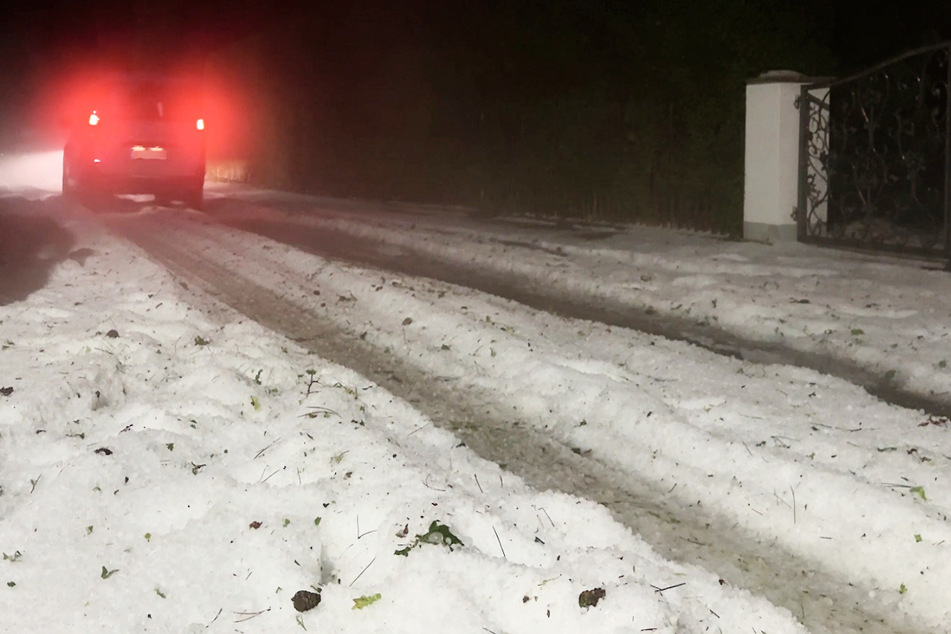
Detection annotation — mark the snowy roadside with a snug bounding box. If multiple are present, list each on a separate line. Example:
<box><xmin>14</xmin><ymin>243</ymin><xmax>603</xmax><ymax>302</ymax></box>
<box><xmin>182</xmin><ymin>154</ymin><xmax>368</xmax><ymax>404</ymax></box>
<box><xmin>195</xmin><ymin>191</ymin><xmax>951</xmax><ymax>631</ymax></box>
<box><xmin>0</xmin><ymin>205</ymin><xmax>809</xmax><ymax>631</ymax></box>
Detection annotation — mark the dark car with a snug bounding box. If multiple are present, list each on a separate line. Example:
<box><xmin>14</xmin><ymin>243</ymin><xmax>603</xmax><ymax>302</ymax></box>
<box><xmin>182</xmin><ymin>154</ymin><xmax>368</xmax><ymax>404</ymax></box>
<box><xmin>62</xmin><ymin>73</ymin><xmax>206</xmax><ymax>208</ymax></box>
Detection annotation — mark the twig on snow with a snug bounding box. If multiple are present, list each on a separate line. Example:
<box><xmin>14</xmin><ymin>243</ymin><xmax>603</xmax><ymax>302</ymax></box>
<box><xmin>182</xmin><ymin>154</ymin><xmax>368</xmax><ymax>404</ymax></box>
<box><xmin>234</xmin><ymin>608</ymin><xmax>270</xmax><ymax>623</ymax></box>
<box><xmin>260</xmin><ymin>467</ymin><xmax>282</xmax><ymax>483</ymax></box>
<box><xmin>357</xmin><ymin>516</ymin><xmax>377</xmax><ymax>540</ymax></box>
<box><xmin>300</xmin><ymin>406</ymin><xmax>340</xmax><ymax>419</ymax></box>
<box><xmin>408</xmin><ymin>423</ymin><xmax>432</xmax><ymax>436</ymax></box>
<box><xmin>773</xmin><ymin>490</ymin><xmax>792</xmax><ymax>509</ymax></box>
<box><xmin>771</xmin><ymin>435</ymin><xmax>794</xmax><ymax>449</ymax></box>
<box><xmin>304</xmin><ymin>373</ymin><xmax>320</xmax><ymax>397</ymax></box>
<box><xmin>791</xmin><ymin>486</ymin><xmax>797</xmax><ymax>524</ymax></box>
<box><xmin>493</xmin><ymin>526</ymin><xmax>506</xmax><ymax>560</ymax></box>
<box><xmin>254</xmin><ymin>438</ymin><xmax>282</xmax><ymax>460</ymax></box>
<box><xmin>349</xmin><ymin>557</ymin><xmax>376</xmax><ymax>587</ymax></box>
<box><xmin>423</xmin><ymin>475</ymin><xmax>446</xmax><ymax>492</ymax></box>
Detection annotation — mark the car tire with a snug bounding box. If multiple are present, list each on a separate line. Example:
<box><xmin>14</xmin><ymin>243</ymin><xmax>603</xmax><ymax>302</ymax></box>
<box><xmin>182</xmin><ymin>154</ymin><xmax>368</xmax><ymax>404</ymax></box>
<box><xmin>184</xmin><ymin>183</ymin><xmax>203</xmax><ymax>210</ymax></box>
<box><xmin>62</xmin><ymin>160</ymin><xmax>98</xmax><ymax>207</ymax></box>
<box><xmin>61</xmin><ymin>156</ymin><xmax>77</xmax><ymax>200</ymax></box>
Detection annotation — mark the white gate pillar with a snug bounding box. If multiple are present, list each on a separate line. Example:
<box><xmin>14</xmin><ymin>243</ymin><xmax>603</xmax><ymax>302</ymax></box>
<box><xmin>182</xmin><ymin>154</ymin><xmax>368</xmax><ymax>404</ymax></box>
<box><xmin>743</xmin><ymin>71</ymin><xmax>814</xmax><ymax>243</ymax></box>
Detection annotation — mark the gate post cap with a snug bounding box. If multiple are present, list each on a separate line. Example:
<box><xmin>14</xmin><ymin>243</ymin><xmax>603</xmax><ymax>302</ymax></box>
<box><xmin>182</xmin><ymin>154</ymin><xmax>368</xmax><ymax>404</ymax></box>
<box><xmin>748</xmin><ymin>70</ymin><xmax>810</xmax><ymax>84</ymax></box>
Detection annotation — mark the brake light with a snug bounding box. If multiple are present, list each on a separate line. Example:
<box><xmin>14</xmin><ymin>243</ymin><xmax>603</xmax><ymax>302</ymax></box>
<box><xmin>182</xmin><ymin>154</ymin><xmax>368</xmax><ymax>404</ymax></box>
<box><xmin>88</xmin><ymin>111</ymin><xmax>100</xmax><ymax>126</ymax></box>
<box><xmin>196</xmin><ymin>118</ymin><xmax>205</xmax><ymax>131</ymax></box>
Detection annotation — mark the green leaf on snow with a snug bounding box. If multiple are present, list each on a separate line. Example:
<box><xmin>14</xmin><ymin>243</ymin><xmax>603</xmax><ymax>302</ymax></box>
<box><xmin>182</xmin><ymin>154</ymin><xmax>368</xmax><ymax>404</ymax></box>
<box><xmin>395</xmin><ymin>521</ymin><xmax>464</xmax><ymax>556</ymax></box>
<box><xmin>417</xmin><ymin>521</ymin><xmax>463</xmax><ymax>549</ymax></box>
<box><xmin>352</xmin><ymin>593</ymin><xmax>382</xmax><ymax>609</ymax></box>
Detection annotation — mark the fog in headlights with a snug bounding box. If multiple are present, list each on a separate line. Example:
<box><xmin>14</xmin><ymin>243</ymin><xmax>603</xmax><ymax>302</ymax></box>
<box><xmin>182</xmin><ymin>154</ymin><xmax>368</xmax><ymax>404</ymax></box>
<box><xmin>0</xmin><ymin>150</ymin><xmax>64</xmax><ymax>196</ymax></box>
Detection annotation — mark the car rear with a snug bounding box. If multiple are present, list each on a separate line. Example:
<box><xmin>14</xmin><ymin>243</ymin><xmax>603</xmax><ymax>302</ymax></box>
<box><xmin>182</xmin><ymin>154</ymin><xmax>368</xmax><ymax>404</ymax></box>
<box><xmin>63</xmin><ymin>74</ymin><xmax>206</xmax><ymax>208</ymax></box>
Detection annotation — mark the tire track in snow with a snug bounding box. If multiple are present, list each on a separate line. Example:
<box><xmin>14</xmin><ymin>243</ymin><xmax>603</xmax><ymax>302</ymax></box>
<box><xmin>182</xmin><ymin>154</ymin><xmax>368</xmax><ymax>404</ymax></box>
<box><xmin>208</xmin><ymin>200</ymin><xmax>951</xmax><ymax>420</ymax></box>
<box><xmin>104</xmin><ymin>210</ymin><xmax>921</xmax><ymax>634</ymax></box>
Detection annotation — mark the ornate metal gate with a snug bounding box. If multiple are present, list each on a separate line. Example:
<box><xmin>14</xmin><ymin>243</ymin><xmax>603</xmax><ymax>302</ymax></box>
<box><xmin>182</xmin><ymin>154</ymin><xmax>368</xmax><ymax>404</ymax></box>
<box><xmin>797</xmin><ymin>44</ymin><xmax>951</xmax><ymax>260</ymax></box>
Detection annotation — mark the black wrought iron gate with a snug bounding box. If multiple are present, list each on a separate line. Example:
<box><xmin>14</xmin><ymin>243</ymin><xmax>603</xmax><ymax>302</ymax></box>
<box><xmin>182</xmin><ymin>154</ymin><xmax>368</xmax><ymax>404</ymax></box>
<box><xmin>797</xmin><ymin>43</ymin><xmax>951</xmax><ymax>260</ymax></box>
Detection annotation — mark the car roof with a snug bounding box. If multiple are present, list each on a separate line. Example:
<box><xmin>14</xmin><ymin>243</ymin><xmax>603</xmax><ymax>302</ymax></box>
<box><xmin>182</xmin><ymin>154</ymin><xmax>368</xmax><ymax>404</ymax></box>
<box><xmin>98</xmin><ymin>71</ymin><xmax>203</xmax><ymax>87</ymax></box>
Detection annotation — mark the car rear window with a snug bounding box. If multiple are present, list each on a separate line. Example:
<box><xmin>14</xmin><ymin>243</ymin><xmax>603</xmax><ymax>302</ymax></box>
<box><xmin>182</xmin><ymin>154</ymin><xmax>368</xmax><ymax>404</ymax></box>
<box><xmin>102</xmin><ymin>79</ymin><xmax>201</xmax><ymax>123</ymax></box>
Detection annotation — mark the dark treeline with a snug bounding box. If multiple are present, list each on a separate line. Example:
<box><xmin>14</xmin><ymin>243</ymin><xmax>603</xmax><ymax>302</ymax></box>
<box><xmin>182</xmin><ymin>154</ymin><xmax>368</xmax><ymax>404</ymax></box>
<box><xmin>209</xmin><ymin>1</ymin><xmax>950</xmax><ymax>234</ymax></box>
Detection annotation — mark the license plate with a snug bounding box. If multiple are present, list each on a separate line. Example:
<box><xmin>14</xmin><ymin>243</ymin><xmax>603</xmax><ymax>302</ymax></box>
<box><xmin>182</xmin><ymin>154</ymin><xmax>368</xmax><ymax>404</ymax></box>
<box><xmin>131</xmin><ymin>145</ymin><xmax>167</xmax><ymax>160</ymax></box>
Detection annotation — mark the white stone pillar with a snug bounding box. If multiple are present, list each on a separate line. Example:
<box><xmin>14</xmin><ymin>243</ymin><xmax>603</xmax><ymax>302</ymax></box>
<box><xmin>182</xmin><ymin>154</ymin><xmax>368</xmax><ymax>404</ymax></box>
<box><xmin>743</xmin><ymin>71</ymin><xmax>814</xmax><ymax>243</ymax></box>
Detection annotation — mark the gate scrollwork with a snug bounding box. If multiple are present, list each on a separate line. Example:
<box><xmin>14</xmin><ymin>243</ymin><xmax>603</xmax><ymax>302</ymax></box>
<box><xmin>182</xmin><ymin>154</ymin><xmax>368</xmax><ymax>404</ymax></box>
<box><xmin>798</xmin><ymin>44</ymin><xmax>951</xmax><ymax>258</ymax></box>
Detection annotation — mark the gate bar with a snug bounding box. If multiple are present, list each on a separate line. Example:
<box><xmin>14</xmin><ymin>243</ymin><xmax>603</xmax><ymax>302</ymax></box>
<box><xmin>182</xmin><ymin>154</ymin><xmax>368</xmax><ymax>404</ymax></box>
<box><xmin>945</xmin><ymin>45</ymin><xmax>951</xmax><ymax>264</ymax></box>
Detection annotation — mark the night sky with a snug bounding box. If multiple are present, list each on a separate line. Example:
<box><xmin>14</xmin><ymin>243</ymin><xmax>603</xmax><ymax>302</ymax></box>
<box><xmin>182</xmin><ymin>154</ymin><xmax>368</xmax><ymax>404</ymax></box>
<box><xmin>7</xmin><ymin>1</ymin><xmax>951</xmax><ymax>97</ymax></box>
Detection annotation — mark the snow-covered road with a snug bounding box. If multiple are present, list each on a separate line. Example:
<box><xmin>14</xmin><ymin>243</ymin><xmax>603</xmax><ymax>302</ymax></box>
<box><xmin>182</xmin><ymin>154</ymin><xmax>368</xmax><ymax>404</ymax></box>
<box><xmin>3</xmin><ymin>185</ymin><xmax>951</xmax><ymax>632</ymax></box>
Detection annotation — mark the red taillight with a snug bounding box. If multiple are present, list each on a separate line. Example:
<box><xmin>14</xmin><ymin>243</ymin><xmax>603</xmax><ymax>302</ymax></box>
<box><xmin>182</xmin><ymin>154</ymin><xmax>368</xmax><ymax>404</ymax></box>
<box><xmin>196</xmin><ymin>118</ymin><xmax>205</xmax><ymax>131</ymax></box>
<box><xmin>88</xmin><ymin>111</ymin><xmax>100</xmax><ymax>126</ymax></box>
